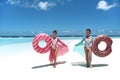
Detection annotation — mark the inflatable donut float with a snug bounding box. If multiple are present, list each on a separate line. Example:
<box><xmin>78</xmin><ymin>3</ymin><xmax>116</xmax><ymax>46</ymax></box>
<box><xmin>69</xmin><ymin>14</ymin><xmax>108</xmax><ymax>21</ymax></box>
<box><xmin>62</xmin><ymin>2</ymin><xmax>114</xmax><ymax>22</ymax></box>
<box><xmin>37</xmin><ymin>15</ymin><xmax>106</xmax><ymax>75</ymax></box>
<box><xmin>92</xmin><ymin>35</ymin><xmax>113</xmax><ymax>57</ymax></box>
<box><xmin>32</xmin><ymin>33</ymin><xmax>52</xmax><ymax>54</ymax></box>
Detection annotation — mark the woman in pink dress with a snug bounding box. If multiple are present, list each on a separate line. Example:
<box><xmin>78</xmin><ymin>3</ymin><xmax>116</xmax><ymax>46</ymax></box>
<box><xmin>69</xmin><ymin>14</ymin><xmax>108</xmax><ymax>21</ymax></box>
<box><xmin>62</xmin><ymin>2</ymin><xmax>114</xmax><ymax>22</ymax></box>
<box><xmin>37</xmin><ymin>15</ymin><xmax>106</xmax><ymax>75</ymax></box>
<box><xmin>49</xmin><ymin>30</ymin><xmax>68</xmax><ymax>68</ymax></box>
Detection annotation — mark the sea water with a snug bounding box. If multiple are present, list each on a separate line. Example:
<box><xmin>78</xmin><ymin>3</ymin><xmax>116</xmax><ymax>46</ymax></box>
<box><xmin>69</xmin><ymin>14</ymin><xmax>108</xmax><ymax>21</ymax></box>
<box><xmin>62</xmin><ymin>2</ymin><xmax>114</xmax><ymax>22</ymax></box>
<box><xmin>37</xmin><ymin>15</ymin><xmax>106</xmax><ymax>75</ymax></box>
<box><xmin>0</xmin><ymin>36</ymin><xmax>118</xmax><ymax>46</ymax></box>
<box><xmin>0</xmin><ymin>37</ymin><xmax>82</xmax><ymax>46</ymax></box>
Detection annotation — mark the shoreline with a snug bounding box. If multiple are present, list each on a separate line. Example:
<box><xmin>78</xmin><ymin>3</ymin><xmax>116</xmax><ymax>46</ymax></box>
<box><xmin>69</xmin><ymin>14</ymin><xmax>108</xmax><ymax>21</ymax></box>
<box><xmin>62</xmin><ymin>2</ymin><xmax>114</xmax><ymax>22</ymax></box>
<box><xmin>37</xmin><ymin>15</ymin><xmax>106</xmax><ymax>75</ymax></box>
<box><xmin>0</xmin><ymin>35</ymin><xmax>120</xmax><ymax>38</ymax></box>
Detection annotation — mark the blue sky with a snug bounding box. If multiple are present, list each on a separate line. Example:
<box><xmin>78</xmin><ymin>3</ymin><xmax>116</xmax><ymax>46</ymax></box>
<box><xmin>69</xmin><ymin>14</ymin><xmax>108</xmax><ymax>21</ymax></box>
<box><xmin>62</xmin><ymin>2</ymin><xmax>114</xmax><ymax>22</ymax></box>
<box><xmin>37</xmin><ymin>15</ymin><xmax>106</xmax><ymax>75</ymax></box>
<box><xmin>0</xmin><ymin>0</ymin><xmax>120</xmax><ymax>35</ymax></box>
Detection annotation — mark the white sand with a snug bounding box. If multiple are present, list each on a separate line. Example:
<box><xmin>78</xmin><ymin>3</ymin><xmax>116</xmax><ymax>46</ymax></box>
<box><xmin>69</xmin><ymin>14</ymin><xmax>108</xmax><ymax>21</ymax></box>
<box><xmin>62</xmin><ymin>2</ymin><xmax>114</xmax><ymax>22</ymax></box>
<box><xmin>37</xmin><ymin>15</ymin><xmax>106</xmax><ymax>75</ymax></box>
<box><xmin>0</xmin><ymin>38</ymin><xmax>120</xmax><ymax>80</ymax></box>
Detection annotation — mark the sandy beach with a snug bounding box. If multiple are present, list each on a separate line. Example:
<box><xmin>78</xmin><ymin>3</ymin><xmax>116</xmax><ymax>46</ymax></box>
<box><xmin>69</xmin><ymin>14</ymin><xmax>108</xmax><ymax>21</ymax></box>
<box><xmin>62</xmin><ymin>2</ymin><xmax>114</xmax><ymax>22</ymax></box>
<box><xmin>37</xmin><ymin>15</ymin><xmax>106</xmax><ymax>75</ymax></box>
<box><xmin>0</xmin><ymin>38</ymin><xmax>120</xmax><ymax>80</ymax></box>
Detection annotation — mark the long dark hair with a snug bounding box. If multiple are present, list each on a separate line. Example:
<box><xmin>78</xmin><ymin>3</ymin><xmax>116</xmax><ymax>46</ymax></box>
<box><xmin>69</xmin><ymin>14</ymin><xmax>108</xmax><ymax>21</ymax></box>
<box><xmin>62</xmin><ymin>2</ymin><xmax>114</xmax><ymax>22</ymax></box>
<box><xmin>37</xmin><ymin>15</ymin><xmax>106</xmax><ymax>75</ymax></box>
<box><xmin>53</xmin><ymin>30</ymin><xmax>57</xmax><ymax>34</ymax></box>
<box><xmin>86</xmin><ymin>28</ymin><xmax>91</xmax><ymax>38</ymax></box>
<box><xmin>86</xmin><ymin>28</ymin><xmax>91</xmax><ymax>33</ymax></box>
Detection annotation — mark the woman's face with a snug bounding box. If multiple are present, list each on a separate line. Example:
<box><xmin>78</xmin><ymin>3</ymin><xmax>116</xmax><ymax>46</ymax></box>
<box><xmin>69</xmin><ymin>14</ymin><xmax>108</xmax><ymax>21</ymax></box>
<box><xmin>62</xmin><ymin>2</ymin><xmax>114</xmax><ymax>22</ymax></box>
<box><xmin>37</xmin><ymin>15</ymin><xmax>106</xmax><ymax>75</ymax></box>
<box><xmin>53</xmin><ymin>32</ymin><xmax>57</xmax><ymax>38</ymax></box>
<box><xmin>86</xmin><ymin>30</ymin><xmax>90</xmax><ymax>36</ymax></box>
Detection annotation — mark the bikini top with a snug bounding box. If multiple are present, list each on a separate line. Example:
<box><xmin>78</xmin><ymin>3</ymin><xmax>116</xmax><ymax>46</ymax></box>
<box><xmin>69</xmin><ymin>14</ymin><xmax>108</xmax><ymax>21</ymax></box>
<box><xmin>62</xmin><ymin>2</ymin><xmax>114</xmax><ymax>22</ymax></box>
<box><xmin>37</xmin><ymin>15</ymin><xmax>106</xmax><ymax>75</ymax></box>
<box><xmin>85</xmin><ymin>36</ymin><xmax>93</xmax><ymax>44</ymax></box>
<box><xmin>52</xmin><ymin>38</ymin><xmax>58</xmax><ymax>45</ymax></box>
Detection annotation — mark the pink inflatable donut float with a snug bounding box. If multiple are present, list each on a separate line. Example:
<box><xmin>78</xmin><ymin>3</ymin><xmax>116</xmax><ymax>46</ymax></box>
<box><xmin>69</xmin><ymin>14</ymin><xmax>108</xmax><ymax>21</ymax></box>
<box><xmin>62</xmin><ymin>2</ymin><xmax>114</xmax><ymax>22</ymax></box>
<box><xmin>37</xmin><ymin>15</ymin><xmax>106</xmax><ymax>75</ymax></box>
<box><xmin>32</xmin><ymin>33</ymin><xmax>52</xmax><ymax>54</ymax></box>
<box><xmin>92</xmin><ymin>35</ymin><xmax>113</xmax><ymax>57</ymax></box>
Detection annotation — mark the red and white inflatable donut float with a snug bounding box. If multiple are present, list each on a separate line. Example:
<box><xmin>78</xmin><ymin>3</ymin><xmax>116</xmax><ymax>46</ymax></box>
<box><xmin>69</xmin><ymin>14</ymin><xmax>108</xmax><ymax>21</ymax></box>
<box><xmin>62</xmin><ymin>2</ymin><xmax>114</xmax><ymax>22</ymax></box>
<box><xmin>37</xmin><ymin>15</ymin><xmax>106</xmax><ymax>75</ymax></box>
<box><xmin>32</xmin><ymin>33</ymin><xmax>52</xmax><ymax>54</ymax></box>
<box><xmin>92</xmin><ymin>35</ymin><xmax>113</xmax><ymax>57</ymax></box>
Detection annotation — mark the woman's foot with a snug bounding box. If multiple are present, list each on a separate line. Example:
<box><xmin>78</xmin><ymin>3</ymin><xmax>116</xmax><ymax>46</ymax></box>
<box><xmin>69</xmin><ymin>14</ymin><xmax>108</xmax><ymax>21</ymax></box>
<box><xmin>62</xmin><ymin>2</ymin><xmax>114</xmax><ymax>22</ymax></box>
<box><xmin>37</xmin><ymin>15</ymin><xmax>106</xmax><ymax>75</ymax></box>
<box><xmin>53</xmin><ymin>63</ymin><xmax>56</xmax><ymax>68</ymax></box>
<box><xmin>86</xmin><ymin>64</ymin><xmax>92</xmax><ymax>68</ymax></box>
<box><xmin>89</xmin><ymin>65</ymin><xmax>92</xmax><ymax>68</ymax></box>
<box><xmin>86</xmin><ymin>63</ymin><xmax>89</xmax><ymax>68</ymax></box>
<box><xmin>86</xmin><ymin>65</ymin><xmax>90</xmax><ymax>68</ymax></box>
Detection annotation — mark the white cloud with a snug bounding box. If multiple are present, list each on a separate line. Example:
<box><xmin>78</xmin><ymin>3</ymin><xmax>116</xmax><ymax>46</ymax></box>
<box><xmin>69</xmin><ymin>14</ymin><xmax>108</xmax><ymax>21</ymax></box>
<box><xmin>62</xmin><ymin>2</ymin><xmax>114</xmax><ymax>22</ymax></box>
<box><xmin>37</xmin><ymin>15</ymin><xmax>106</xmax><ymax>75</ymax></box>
<box><xmin>6</xmin><ymin>0</ymin><xmax>56</xmax><ymax>11</ymax></box>
<box><xmin>6</xmin><ymin>0</ymin><xmax>72</xmax><ymax>11</ymax></box>
<box><xmin>31</xmin><ymin>0</ymin><xmax>40</xmax><ymax>9</ymax></box>
<box><xmin>97</xmin><ymin>0</ymin><xmax>117</xmax><ymax>11</ymax></box>
<box><xmin>38</xmin><ymin>1</ymin><xmax>56</xmax><ymax>10</ymax></box>
<box><xmin>7</xmin><ymin>0</ymin><xmax>20</xmax><ymax>5</ymax></box>
<box><xmin>57</xmin><ymin>0</ymin><xmax>72</xmax><ymax>5</ymax></box>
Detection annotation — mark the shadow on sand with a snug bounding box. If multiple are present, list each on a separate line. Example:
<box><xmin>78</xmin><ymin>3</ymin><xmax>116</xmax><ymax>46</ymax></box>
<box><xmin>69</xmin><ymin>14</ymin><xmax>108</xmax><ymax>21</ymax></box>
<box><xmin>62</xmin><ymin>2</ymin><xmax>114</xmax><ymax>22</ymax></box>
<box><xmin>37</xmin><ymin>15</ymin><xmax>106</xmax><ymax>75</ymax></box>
<box><xmin>32</xmin><ymin>61</ymin><xmax>66</xmax><ymax>69</ymax></box>
<box><xmin>71</xmin><ymin>62</ymin><xmax>108</xmax><ymax>68</ymax></box>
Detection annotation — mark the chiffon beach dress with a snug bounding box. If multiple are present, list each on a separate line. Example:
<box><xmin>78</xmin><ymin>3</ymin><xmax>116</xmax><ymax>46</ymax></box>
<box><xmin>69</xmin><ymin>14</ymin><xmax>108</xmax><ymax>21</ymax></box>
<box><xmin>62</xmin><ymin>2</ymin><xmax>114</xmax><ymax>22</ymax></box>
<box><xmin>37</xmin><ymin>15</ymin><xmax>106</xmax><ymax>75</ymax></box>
<box><xmin>49</xmin><ymin>38</ymin><xmax>68</xmax><ymax>62</ymax></box>
<box><xmin>73</xmin><ymin>36</ymin><xmax>93</xmax><ymax>56</ymax></box>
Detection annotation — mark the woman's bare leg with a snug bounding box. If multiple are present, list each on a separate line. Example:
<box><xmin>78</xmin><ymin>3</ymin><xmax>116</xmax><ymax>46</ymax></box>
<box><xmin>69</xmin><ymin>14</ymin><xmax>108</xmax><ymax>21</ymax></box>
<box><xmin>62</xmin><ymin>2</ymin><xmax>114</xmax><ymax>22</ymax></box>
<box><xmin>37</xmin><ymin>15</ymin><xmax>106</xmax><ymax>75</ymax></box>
<box><xmin>51</xmin><ymin>47</ymin><xmax>56</xmax><ymax>68</ymax></box>
<box><xmin>84</xmin><ymin>46</ymin><xmax>89</xmax><ymax>67</ymax></box>
<box><xmin>54</xmin><ymin>47</ymin><xmax>58</xmax><ymax>68</ymax></box>
<box><xmin>88</xmin><ymin>48</ymin><xmax>92</xmax><ymax>67</ymax></box>
<box><xmin>51</xmin><ymin>47</ymin><xmax>54</xmax><ymax>63</ymax></box>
